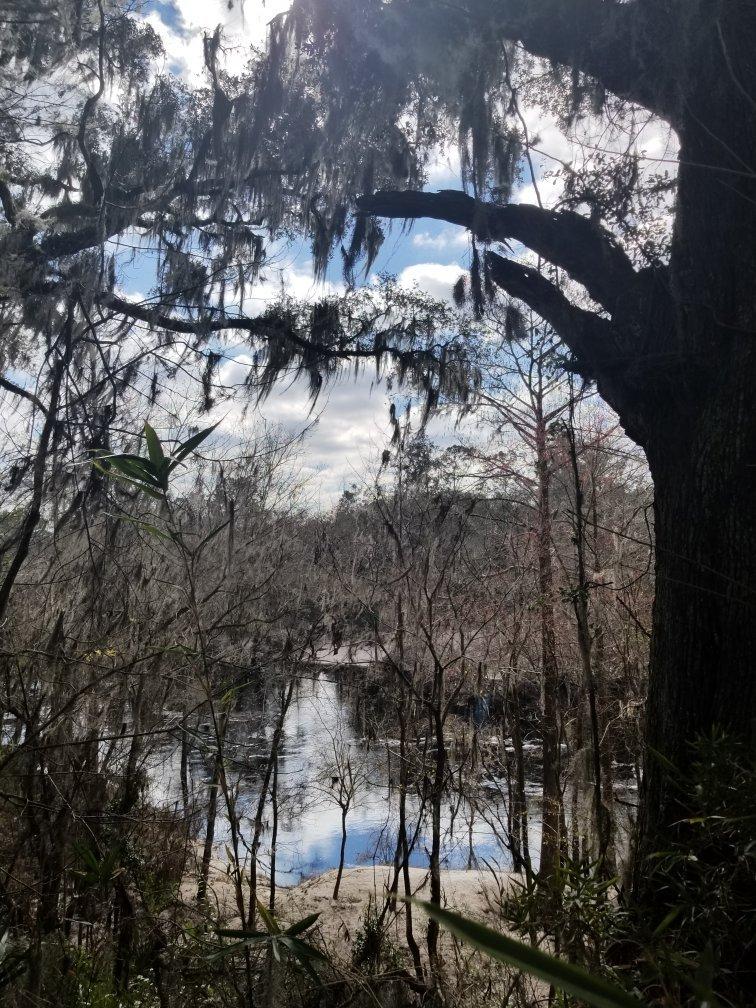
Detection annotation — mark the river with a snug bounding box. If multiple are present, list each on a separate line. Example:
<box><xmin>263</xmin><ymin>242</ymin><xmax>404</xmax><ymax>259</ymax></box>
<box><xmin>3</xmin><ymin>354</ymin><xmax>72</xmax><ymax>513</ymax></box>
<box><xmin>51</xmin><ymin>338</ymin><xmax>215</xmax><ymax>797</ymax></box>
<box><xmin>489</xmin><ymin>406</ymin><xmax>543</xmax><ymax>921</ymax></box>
<box><xmin>146</xmin><ymin>667</ymin><xmax>633</xmax><ymax>886</ymax></box>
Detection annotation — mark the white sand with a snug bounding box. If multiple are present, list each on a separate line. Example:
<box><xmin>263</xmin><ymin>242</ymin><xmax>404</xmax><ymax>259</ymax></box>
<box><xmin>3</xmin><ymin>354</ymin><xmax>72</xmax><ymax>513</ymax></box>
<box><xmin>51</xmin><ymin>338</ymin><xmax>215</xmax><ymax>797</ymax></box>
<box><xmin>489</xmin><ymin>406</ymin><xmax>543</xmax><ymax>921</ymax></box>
<box><xmin>182</xmin><ymin>855</ymin><xmax>516</xmax><ymax>959</ymax></box>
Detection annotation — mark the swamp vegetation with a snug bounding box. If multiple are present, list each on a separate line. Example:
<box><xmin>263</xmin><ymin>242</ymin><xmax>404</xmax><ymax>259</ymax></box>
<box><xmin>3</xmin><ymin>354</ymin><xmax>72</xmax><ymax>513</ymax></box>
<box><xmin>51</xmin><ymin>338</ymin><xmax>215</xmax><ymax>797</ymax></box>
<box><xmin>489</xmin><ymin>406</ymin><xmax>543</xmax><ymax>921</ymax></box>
<box><xmin>0</xmin><ymin>0</ymin><xmax>755</xmax><ymax>1006</ymax></box>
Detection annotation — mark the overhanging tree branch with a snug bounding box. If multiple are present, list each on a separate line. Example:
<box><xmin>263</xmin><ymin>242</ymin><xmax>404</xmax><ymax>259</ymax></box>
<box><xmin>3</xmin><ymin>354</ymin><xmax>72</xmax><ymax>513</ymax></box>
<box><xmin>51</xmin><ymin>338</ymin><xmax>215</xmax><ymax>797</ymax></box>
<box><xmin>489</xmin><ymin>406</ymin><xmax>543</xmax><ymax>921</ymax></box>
<box><xmin>484</xmin><ymin>252</ymin><xmax>614</xmax><ymax>370</ymax></box>
<box><xmin>97</xmin><ymin>293</ymin><xmax>469</xmax><ymax>380</ymax></box>
<box><xmin>357</xmin><ymin>189</ymin><xmax>640</xmax><ymax>319</ymax></box>
<box><xmin>99</xmin><ymin>293</ymin><xmax>365</xmax><ymax>360</ymax></box>
<box><xmin>485</xmin><ymin>251</ymin><xmax>646</xmax><ymax>439</ymax></box>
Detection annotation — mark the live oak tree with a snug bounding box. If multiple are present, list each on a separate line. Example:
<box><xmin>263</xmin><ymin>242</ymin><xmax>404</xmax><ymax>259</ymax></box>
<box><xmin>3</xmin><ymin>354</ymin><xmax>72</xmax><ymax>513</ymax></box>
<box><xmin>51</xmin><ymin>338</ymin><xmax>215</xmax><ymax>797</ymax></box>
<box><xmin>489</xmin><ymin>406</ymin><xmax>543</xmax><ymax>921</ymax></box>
<box><xmin>249</xmin><ymin>0</ymin><xmax>756</xmax><ymax>889</ymax></box>
<box><xmin>0</xmin><ymin>0</ymin><xmax>475</xmax><ymax>388</ymax></box>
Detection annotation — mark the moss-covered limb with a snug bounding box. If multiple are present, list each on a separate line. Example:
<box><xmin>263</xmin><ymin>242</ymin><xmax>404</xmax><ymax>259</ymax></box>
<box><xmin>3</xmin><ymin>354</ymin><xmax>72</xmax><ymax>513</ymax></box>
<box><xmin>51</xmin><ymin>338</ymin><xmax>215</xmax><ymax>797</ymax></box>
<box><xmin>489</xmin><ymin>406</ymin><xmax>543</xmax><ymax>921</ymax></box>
<box><xmin>483</xmin><ymin>253</ymin><xmax>616</xmax><ymax>375</ymax></box>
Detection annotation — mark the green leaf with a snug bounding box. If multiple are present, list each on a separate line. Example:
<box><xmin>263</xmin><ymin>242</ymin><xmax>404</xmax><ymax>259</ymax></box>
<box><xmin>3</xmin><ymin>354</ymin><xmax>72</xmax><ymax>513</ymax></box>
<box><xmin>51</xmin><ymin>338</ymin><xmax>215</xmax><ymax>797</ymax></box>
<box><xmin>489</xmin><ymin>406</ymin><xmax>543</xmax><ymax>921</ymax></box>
<box><xmin>279</xmin><ymin>936</ymin><xmax>328</xmax><ymax>962</ymax></box>
<box><xmin>256</xmin><ymin>898</ymin><xmax>281</xmax><ymax>935</ymax></box>
<box><xmin>99</xmin><ymin>456</ymin><xmax>163</xmax><ymax>490</ymax></box>
<box><xmin>270</xmin><ymin>936</ymin><xmax>281</xmax><ymax>963</ymax></box>
<box><xmin>168</xmin><ymin>421</ymin><xmax>221</xmax><ymax>470</ymax></box>
<box><xmin>101</xmin><ymin>453</ymin><xmax>162</xmax><ymax>485</ymax></box>
<box><xmin>216</xmin><ymin>929</ymin><xmax>269</xmax><ymax>942</ymax></box>
<box><xmin>113</xmin><ymin>514</ymin><xmax>173</xmax><ymax>542</ymax></box>
<box><xmin>407</xmin><ymin>899</ymin><xmax>646</xmax><ymax>1008</ymax></box>
<box><xmin>284</xmin><ymin>912</ymin><xmax>321</xmax><ymax>937</ymax></box>
<box><xmin>206</xmin><ymin>941</ymin><xmax>245</xmax><ymax>961</ymax></box>
<box><xmin>92</xmin><ymin>461</ymin><xmax>164</xmax><ymax>500</ymax></box>
<box><xmin>652</xmin><ymin>906</ymin><xmax>682</xmax><ymax>938</ymax></box>
<box><xmin>144</xmin><ymin>423</ymin><xmax>165</xmax><ymax>467</ymax></box>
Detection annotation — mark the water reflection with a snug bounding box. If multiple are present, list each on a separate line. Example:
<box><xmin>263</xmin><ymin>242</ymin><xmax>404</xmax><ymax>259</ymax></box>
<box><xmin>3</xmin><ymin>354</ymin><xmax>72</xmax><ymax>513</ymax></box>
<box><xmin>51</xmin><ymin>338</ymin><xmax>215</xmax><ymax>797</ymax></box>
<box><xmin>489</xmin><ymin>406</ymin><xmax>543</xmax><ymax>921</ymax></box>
<box><xmin>148</xmin><ymin>671</ymin><xmax>545</xmax><ymax>886</ymax></box>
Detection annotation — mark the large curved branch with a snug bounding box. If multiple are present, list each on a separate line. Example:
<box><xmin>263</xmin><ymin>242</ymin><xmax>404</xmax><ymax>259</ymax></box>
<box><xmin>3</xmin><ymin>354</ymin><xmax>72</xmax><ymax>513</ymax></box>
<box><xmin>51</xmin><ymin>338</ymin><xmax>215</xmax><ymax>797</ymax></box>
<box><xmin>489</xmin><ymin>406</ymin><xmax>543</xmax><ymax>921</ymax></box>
<box><xmin>98</xmin><ymin>293</ymin><xmax>440</xmax><ymax>366</ymax></box>
<box><xmin>357</xmin><ymin>189</ymin><xmax>640</xmax><ymax>320</ymax></box>
<box><xmin>100</xmin><ymin>294</ymin><xmax>324</xmax><ymax>350</ymax></box>
<box><xmin>485</xmin><ymin>252</ymin><xmax>614</xmax><ymax>369</ymax></box>
<box><xmin>485</xmin><ymin>251</ymin><xmax>643</xmax><ymax>435</ymax></box>
<box><xmin>34</xmin><ymin>217</ymin><xmax>128</xmax><ymax>260</ymax></box>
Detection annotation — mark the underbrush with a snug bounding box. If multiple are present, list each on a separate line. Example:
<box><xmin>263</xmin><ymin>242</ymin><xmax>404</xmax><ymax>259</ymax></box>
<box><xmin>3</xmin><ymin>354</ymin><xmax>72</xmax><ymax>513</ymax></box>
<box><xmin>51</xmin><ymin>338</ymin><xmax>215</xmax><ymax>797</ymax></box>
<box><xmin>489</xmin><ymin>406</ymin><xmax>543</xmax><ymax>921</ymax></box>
<box><xmin>498</xmin><ymin>732</ymin><xmax>756</xmax><ymax>1008</ymax></box>
<box><xmin>2</xmin><ymin>735</ymin><xmax>753</xmax><ymax>1008</ymax></box>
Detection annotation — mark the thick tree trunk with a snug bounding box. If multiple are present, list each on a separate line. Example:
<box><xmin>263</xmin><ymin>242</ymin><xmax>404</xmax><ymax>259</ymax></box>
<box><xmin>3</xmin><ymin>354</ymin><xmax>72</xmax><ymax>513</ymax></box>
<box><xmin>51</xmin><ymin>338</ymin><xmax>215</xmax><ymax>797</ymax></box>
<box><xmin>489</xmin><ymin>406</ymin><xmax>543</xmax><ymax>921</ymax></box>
<box><xmin>635</xmin><ymin>12</ymin><xmax>756</xmax><ymax>873</ymax></box>
<box><xmin>638</xmin><ymin>407</ymin><xmax>756</xmax><ymax>854</ymax></box>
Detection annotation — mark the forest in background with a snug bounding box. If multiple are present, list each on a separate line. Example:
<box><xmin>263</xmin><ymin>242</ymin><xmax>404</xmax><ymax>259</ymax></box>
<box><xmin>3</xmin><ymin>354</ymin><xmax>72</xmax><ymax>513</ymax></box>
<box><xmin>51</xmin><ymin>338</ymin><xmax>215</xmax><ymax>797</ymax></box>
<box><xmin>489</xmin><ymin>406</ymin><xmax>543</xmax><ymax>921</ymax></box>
<box><xmin>1</xmin><ymin>1</ymin><xmax>755</xmax><ymax>1006</ymax></box>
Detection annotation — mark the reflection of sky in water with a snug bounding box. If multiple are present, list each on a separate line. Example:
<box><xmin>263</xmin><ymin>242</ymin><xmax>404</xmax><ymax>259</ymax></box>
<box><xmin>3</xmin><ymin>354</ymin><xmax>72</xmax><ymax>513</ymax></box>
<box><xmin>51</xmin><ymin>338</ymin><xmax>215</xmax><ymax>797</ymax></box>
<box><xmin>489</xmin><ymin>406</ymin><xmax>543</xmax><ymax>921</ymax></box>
<box><xmin>144</xmin><ymin>673</ymin><xmax>632</xmax><ymax>886</ymax></box>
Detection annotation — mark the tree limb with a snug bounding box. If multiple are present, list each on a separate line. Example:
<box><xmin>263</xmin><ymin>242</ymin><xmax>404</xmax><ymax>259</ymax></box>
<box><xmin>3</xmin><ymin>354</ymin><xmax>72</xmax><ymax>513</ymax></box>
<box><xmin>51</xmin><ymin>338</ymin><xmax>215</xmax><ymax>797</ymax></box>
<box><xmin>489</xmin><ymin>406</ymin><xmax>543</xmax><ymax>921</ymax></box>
<box><xmin>485</xmin><ymin>251</ymin><xmax>646</xmax><ymax>436</ymax></box>
<box><xmin>357</xmin><ymin>189</ymin><xmax>640</xmax><ymax>319</ymax></box>
<box><xmin>99</xmin><ymin>293</ymin><xmax>341</xmax><ymax>355</ymax></box>
<box><xmin>0</xmin><ymin>376</ymin><xmax>49</xmax><ymax>417</ymax></box>
<box><xmin>485</xmin><ymin>251</ymin><xmax>614</xmax><ymax>371</ymax></box>
<box><xmin>98</xmin><ymin>293</ymin><xmax>443</xmax><ymax>367</ymax></box>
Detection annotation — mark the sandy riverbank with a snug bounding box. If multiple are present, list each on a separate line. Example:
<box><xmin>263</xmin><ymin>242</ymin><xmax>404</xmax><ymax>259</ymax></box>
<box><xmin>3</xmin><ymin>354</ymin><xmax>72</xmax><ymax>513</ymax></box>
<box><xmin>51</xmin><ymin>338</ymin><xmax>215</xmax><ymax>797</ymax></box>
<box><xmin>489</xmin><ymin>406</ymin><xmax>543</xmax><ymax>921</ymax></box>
<box><xmin>182</xmin><ymin>856</ymin><xmax>516</xmax><ymax>957</ymax></box>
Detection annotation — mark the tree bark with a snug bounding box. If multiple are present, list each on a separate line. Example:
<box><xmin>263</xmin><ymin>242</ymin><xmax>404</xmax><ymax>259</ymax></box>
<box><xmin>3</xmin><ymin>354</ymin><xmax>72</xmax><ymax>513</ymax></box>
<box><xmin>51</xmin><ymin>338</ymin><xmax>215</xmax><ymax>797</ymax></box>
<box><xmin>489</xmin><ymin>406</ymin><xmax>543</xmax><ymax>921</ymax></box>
<box><xmin>633</xmin><ymin>9</ymin><xmax>756</xmax><ymax>874</ymax></box>
<box><xmin>638</xmin><ymin>414</ymin><xmax>756</xmax><ymax>856</ymax></box>
<box><xmin>333</xmin><ymin>808</ymin><xmax>348</xmax><ymax>899</ymax></box>
<box><xmin>534</xmin><ymin>410</ymin><xmax>562</xmax><ymax>889</ymax></box>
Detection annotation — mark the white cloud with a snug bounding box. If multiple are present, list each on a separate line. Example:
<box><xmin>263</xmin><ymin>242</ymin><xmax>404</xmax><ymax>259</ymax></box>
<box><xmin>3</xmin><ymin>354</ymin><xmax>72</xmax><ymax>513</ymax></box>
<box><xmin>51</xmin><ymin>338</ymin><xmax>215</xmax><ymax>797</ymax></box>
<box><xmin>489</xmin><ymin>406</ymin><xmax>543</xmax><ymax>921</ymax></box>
<box><xmin>514</xmin><ymin>171</ymin><xmax>565</xmax><ymax>209</ymax></box>
<box><xmin>396</xmin><ymin>262</ymin><xmax>466</xmax><ymax>302</ymax></box>
<box><xmin>425</xmin><ymin>143</ymin><xmax>462</xmax><ymax>187</ymax></box>
<box><xmin>204</xmin><ymin>369</ymin><xmax>395</xmax><ymax>504</ymax></box>
<box><xmin>240</xmin><ymin>262</ymin><xmax>344</xmax><ymax>314</ymax></box>
<box><xmin>146</xmin><ymin>0</ymin><xmax>292</xmax><ymax>81</ymax></box>
<box><xmin>411</xmin><ymin>227</ymin><xmax>469</xmax><ymax>253</ymax></box>
<box><xmin>520</xmin><ymin>104</ymin><xmax>574</xmax><ymax>167</ymax></box>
